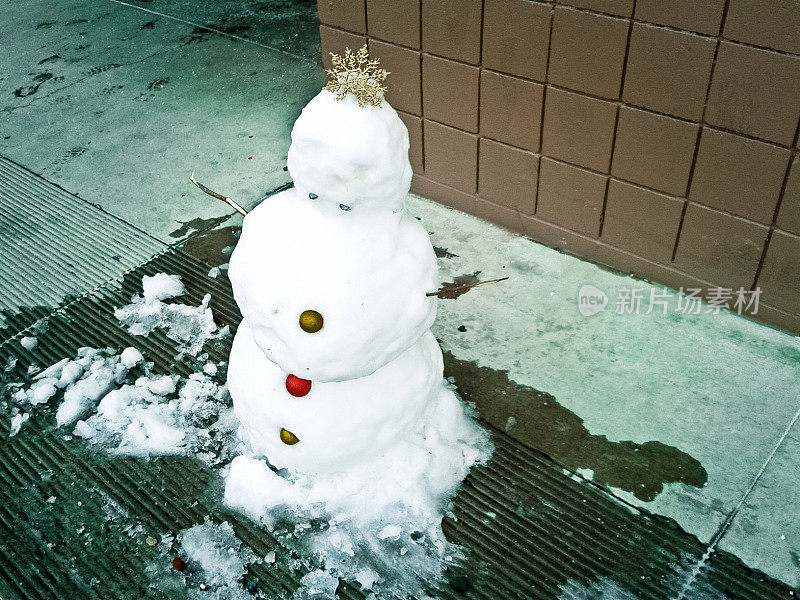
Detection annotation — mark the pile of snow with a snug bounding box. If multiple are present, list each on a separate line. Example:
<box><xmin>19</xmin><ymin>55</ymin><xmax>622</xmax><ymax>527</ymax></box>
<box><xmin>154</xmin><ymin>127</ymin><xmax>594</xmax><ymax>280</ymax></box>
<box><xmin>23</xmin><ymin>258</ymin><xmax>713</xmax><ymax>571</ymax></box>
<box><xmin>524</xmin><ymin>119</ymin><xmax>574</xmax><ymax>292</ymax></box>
<box><xmin>73</xmin><ymin>369</ymin><xmax>233</xmax><ymax>459</ymax></box>
<box><xmin>7</xmin><ymin>275</ymin><xmax>235</xmax><ymax>460</ymax></box>
<box><xmin>178</xmin><ymin>519</ymin><xmax>257</xmax><ymax>599</ymax></box>
<box><xmin>12</xmin><ymin>346</ymin><xmax>136</xmax><ymax>426</ymax></box>
<box><xmin>115</xmin><ymin>273</ymin><xmax>229</xmax><ymax>357</ymax></box>
<box><xmin>10</xmin><ymin>342</ymin><xmax>232</xmax><ymax>459</ymax></box>
<box><xmin>293</xmin><ymin>570</ymin><xmax>339</xmax><ymax>599</ymax></box>
<box><xmin>145</xmin><ymin>520</ymin><xmax>261</xmax><ymax>600</ymax></box>
<box><xmin>224</xmin><ymin>382</ymin><xmax>490</xmax><ymax>530</ymax></box>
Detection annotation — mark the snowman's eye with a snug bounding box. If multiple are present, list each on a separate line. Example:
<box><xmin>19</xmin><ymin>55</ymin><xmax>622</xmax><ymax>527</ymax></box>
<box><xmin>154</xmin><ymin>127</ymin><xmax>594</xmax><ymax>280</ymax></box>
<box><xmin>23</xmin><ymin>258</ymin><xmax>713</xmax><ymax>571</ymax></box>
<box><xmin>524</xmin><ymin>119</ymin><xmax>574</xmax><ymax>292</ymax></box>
<box><xmin>339</xmin><ymin>204</ymin><xmax>351</xmax><ymax>211</ymax></box>
<box><xmin>308</xmin><ymin>193</ymin><xmax>318</xmax><ymax>200</ymax></box>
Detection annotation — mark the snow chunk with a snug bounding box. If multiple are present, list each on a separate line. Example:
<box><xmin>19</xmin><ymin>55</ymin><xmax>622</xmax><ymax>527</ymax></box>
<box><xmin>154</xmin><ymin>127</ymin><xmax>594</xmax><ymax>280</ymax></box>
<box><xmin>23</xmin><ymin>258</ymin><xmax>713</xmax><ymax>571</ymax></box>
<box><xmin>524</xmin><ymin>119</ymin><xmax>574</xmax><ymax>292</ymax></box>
<box><xmin>57</xmin><ymin>354</ymin><xmax>126</xmax><ymax>427</ymax></box>
<box><xmin>79</xmin><ymin>370</ymin><xmax>230</xmax><ymax>458</ymax></box>
<box><xmin>88</xmin><ymin>383</ymin><xmax>185</xmax><ymax>454</ymax></box>
<box><xmin>376</xmin><ymin>525</ymin><xmax>401</xmax><ymax>540</ymax></box>
<box><xmin>179</xmin><ymin>520</ymin><xmax>255</xmax><ymax>591</ymax></box>
<box><xmin>34</xmin><ymin>358</ymin><xmax>70</xmax><ymax>381</ymax></box>
<box><xmin>120</xmin><ymin>347</ymin><xmax>144</xmax><ymax>368</ymax></box>
<box><xmin>9</xmin><ymin>410</ymin><xmax>29</xmax><ymax>436</ymax></box>
<box><xmin>293</xmin><ymin>570</ymin><xmax>339</xmax><ymax>600</ymax></box>
<box><xmin>59</xmin><ymin>361</ymin><xmax>85</xmax><ymax>388</ymax></box>
<box><xmin>354</xmin><ymin>568</ymin><xmax>378</xmax><ymax>591</ymax></box>
<box><xmin>224</xmin><ymin>456</ymin><xmax>296</xmax><ymax>522</ymax></box>
<box><xmin>142</xmin><ymin>273</ymin><xmax>185</xmax><ymax>303</ymax></box>
<box><xmin>203</xmin><ymin>363</ymin><xmax>218</xmax><ymax>376</ymax></box>
<box><xmin>10</xmin><ymin>343</ymin><xmax>232</xmax><ymax>463</ymax></box>
<box><xmin>115</xmin><ymin>276</ymin><xmax>227</xmax><ymax>356</ymax></box>
<box><xmin>20</xmin><ymin>337</ymin><xmax>37</xmax><ymax>350</ymax></box>
<box><xmin>15</xmin><ymin>378</ymin><xmax>58</xmax><ymax>406</ymax></box>
<box><xmin>145</xmin><ymin>375</ymin><xmax>176</xmax><ymax>396</ymax></box>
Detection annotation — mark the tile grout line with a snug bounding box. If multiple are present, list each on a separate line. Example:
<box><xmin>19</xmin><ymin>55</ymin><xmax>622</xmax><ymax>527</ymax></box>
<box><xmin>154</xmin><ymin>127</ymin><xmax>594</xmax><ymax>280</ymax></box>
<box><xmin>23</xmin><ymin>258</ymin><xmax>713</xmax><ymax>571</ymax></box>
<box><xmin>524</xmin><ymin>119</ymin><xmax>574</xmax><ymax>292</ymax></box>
<box><xmin>106</xmin><ymin>0</ymin><xmax>317</xmax><ymax>65</ymax></box>
<box><xmin>365</xmin><ymin>36</ymin><xmax>797</xmax><ymax>149</ymax></box>
<box><xmin>673</xmin><ymin>47</ymin><xmax>798</xmax><ymax>572</ymax></box>
<box><xmin>598</xmin><ymin>1</ymin><xmax>635</xmax><ymax>239</ymax></box>
<box><xmin>418</xmin><ymin>0</ymin><xmax>425</xmax><ymax>173</ymax></box>
<box><xmin>669</xmin><ymin>124</ymin><xmax>703</xmax><ymax>262</ymax></box>
<box><xmin>475</xmin><ymin>0</ymin><xmax>485</xmax><ymax>195</ymax></box>
<box><xmin>362</xmin><ymin>0</ymin><xmax>368</xmax><ymax>38</ymax></box>
<box><xmin>750</xmin><ymin>117</ymin><xmax>800</xmax><ymax>290</ymax></box>
<box><xmin>413</xmin><ymin>173</ymin><xmax>798</xmax><ymax>323</ymax></box>
<box><xmin>533</xmin><ymin>4</ymin><xmax>555</xmax><ymax>216</ymax></box>
<box><xmin>670</xmin><ymin>0</ymin><xmax>730</xmax><ymax>263</ymax></box>
<box><xmin>412</xmin><ymin>0</ymin><xmax>428</xmax><ymax>177</ymax></box>
<box><xmin>415</xmin><ymin>60</ymin><xmax>798</xmax><ymax>150</ymax></box>
<box><xmin>673</xmin><ymin>402</ymin><xmax>800</xmax><ymax>600</ymax></box>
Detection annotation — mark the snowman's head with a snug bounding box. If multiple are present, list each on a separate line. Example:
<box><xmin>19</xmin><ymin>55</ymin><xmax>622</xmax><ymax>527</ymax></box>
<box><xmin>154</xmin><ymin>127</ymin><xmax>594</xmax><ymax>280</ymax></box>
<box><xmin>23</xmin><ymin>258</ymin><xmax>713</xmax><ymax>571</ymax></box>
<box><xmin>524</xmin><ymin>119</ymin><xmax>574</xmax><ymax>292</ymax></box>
<box><xmin>287</xmin><ymin>90</ymin><xmax>412</xmax><ymax>214</ymax></box>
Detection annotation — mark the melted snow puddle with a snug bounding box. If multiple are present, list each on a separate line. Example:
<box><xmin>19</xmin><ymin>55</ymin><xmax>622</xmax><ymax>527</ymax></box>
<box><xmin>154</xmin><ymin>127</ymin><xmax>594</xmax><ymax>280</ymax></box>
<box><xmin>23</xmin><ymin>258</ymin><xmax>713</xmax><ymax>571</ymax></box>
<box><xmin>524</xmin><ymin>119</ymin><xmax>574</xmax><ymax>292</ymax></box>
<box><xmin>5</xmin><ymin>273</ymin><xmax>474</xmax><ymax>600</ymax></box>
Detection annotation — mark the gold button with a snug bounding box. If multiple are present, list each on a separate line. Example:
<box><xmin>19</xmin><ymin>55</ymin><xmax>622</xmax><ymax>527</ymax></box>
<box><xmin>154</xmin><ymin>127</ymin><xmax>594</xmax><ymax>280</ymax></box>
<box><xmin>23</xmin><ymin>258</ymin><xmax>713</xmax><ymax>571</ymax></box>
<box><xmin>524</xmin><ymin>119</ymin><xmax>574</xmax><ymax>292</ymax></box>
<box><xmin>299</xmin><ymin>309</ymin><xmax>324</xmax><ymax>333</ymax></box>
<box><xmin>280</xmin><ymin>428</ymin><xmax>299</xmax><ymax>445</ymax></box>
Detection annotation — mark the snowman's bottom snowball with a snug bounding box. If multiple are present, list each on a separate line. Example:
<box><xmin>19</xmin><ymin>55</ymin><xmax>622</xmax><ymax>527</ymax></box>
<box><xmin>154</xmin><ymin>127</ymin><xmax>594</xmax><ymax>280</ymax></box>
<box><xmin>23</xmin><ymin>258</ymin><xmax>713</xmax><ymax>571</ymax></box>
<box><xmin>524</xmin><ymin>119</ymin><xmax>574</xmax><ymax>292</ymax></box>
<box><xmin>223</xmin><ymin>384</ymin><xmax>492</xmax><ymax>530</ymax></box>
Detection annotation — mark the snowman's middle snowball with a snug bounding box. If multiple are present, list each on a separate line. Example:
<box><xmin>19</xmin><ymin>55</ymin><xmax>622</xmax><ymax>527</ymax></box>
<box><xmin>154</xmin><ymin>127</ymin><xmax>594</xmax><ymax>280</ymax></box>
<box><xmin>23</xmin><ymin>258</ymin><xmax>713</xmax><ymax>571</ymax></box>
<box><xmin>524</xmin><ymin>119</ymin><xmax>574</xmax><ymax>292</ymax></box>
<box><xmin>229</xmin><ymin>187</ymin><xmax>438</xmax><ymax>382</ymax></box>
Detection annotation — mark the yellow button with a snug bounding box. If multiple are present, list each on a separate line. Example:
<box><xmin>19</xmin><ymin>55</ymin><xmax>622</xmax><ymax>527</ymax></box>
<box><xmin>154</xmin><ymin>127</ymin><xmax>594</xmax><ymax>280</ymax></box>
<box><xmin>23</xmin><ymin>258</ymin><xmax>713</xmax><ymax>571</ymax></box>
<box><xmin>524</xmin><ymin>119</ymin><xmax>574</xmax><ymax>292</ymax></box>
<box><xmin>299</xmin><ymin>310</ymin><xmax>324</xmax><ymax>333</ymax></box>
<box><xmin>280</xmin><ymin>428</ymin><xmax>299</xmax><ymax>445</ymax></box>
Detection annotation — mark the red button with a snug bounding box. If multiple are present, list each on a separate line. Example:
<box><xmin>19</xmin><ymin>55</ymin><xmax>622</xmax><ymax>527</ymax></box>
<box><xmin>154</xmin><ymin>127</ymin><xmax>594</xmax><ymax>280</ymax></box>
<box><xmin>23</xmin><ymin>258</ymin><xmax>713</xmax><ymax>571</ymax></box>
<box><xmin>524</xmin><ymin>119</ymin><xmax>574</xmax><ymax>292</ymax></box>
<box><xmin>285</xmin><ymin>374</ymin><xmax>312</xmax><ymax>397</ymax></box>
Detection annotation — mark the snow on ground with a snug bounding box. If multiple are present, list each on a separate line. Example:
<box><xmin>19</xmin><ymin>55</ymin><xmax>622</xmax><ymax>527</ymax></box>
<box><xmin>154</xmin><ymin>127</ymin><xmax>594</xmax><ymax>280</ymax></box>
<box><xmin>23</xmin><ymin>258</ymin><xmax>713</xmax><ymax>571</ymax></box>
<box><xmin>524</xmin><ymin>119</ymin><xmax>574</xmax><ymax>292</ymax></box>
<box><xmin>7</xmin><ymin>275</ymin><xmax>234</xmax><ymax>463</ymax></box>
<box><xmin>176</xmin><ymin>519</ymin><xmax>258</xmax><ymax>600</ymax></box>
<box><xmin>8</xmin><ymin>408</ymin><xmax>29</xmax><ymax>436</ymax></box>
<box><xmin>20</xmin><ymin>336</ymin><xmax>37</xmax><ymax>350</ymax></box>
<box><xmin>115</xmin><ymin>273</ymin><xmax>230</xmax><ymax>357</ymax></box>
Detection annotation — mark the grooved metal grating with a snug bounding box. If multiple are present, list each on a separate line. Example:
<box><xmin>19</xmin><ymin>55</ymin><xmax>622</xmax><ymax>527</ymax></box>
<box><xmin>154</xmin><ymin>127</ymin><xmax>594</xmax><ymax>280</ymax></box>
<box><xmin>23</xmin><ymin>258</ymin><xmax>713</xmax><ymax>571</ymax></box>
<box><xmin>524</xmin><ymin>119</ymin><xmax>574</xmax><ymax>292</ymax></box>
<box><xmin>0</xmin><ymin>248</ymin><xmax>796</xmax><ymax>600</ymax></box>
<box><xmin>0</xmin><ymin>156</ymin><xmax>165</xmax><ymax>341</ymax></box>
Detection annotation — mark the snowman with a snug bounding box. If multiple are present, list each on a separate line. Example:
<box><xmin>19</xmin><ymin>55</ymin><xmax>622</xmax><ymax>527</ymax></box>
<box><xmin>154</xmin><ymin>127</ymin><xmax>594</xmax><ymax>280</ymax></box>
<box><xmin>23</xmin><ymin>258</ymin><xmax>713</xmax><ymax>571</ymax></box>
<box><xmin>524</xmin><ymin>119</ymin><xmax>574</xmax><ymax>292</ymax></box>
<box><xmin>223</xmin><ymin>47</ymin><xmax>491</xmax><ymax>529</ymax></box>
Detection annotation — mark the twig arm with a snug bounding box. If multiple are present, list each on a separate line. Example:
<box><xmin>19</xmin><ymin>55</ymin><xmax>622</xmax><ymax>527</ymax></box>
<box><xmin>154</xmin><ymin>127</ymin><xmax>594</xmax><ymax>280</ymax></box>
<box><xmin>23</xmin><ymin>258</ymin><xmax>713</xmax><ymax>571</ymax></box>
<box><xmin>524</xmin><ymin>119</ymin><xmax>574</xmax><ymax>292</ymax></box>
<box><xmin>427</xmin><ymin>276</ymin><xmax>509</xmax><ymax>298</ymax></box>
<box><xmin>190</xmin><ymin>172</ymin><xmax>248</xmax><ymax>216</ymax></box>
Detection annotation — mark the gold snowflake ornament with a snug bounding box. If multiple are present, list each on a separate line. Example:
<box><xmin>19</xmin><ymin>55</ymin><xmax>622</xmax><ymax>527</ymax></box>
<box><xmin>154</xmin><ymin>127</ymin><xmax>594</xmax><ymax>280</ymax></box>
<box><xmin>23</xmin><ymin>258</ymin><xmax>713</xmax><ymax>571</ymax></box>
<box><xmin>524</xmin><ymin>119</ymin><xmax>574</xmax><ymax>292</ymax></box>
<box><xmin>324</xmin><ymin>45</ymin><xmax>389</xmax><ymax>107</ymax></box>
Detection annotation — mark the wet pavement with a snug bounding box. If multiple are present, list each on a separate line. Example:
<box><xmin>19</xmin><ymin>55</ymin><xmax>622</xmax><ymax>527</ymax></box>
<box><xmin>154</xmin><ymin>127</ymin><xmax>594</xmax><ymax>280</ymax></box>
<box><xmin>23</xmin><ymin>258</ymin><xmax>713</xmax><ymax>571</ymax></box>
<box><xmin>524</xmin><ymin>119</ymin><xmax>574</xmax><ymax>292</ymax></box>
<box><xmin>0</xmin><ymin>0</ymin><xmax>322</xmax><ymax>242</ymax></box>
<box><xmin>1</xmin><ymin>0</ymin><xmax>800</xmax><ymax>596</ymax></box>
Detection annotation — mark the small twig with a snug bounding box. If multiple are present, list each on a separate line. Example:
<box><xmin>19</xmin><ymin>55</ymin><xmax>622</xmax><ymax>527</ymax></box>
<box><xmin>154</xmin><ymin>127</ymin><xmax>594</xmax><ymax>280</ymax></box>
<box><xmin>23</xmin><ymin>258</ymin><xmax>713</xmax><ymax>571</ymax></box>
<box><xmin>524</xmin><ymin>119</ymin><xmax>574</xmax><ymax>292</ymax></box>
<box><xmin>190</xmin><ymin>171</ymin><xmax>248</xmax><ymax>216</ymax></box>
<box><xmin>427</xmin><ymin>276</ymin><xmax>509</xmax><ymax>298</ymax></box>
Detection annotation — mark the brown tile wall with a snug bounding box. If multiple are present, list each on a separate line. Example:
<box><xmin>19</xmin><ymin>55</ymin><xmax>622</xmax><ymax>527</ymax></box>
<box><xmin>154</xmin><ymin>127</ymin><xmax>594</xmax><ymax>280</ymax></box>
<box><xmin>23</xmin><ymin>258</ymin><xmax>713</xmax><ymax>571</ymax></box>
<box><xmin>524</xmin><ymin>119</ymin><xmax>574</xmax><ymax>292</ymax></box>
<box><xmin>318</xmin><ymin>0</ymin><xmax>800</xmax><ymax>334</ymax></box>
